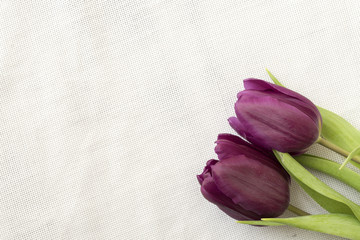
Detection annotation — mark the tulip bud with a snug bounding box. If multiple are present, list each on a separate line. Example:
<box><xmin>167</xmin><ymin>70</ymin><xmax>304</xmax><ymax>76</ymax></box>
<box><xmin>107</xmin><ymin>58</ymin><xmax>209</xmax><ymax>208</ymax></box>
<box><xmin>229</xmin><ymin>78</ymin><xmax>322</xmax><ymax>153</ymax></box>
<box><xmin>197</xmin><ymin>134</ymin><xmax>290</xmax><ymax>221</ymax></box>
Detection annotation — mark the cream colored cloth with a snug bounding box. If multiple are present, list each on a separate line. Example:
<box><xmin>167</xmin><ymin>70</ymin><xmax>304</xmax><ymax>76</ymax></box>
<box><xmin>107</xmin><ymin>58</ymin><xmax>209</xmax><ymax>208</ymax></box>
<box><xmin>1</xmin><ymin>1</ymin><xmax>359</xmax><ymax>239</ymax></box>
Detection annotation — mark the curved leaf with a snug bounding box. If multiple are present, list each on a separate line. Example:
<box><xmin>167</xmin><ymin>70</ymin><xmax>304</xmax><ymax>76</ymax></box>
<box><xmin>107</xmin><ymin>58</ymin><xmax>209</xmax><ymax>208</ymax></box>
<box><xmin>266</xmin><ymin>69</ymin><xmax>284</xmax><ymax>87</ymax></box>
<box><xmin>274</xmin><ymin>151</ymin><xmax>360</xmax><ymax>221</ymax></box>
<box><xmin>318</xmin><ymin>106</ymin><xmax>360</xmax><ymax>152</ymax></box>
<box><xmin>295</xmin><ymin>154</ymin><xmax>360</xmax><ymax>193</ymax></box>
<box><xmin>339</xmin><ymin>146</ymin><xmax>360</xmax><ymax>170</ymax></box>
<box><xmin>263</xmin><ymin>214</ymin><xmax>360</xmax><ymax>239</ymax></box>
<box><xmin>238</xmin><ymin>214</ymin><xmax>360</xmax><ymax>239</ymax></box>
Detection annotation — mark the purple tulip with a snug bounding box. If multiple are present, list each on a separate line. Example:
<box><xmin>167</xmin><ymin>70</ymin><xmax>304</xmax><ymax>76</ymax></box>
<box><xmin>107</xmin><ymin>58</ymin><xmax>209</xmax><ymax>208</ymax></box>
<box><xmin>197</xmin><ymin>134</ymin><xmax>290</xmax><ymax>221</ymax></box>
<box><xmin>229</xmin><ymin>78</ymin><xmax>322</xmax><ymax>153</ymax></box>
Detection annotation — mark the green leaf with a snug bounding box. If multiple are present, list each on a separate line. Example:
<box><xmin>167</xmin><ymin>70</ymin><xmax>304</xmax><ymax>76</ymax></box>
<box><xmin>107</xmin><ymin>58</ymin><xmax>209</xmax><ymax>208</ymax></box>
<box><xmin>339</xmin><ymin>146</ymin><xmax>360</xmax><ymax>170</ymax></box>
<box><xmin>295</xmin><ymin>154</ymin><xmax>360</xmax><ymax>193</ymax></box>
<box><xmin>318</xmin><ymin>106</ymin><xmax>360</xmax><ymax>153</ymax></box>
<box><xmin>262</xmin><ymin>214</ymin><xmax>360</xmax><ymax>239</ymax></box>
<box><xmin>266</xmin><ymin>68</ymin><xmax>284</xmax><ymax>87</ymax></box>
<box><xmin>274</xmin><ymin>151</ymin><xmax>360</xmax><ymax>221</ymax></box>
<box><xmin>318</xmin><ymin>107</ymin><xmax>360</xmax><ymax>169</ymax></box>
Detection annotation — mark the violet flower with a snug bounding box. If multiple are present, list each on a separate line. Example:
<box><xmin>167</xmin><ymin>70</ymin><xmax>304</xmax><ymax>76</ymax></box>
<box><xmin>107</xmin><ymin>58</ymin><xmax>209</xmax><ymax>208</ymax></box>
<box><xmin>229</xmin><ymin>79</ymin><xmax>322</xmax><ymax>154</ymax></box>
<box><xmin>197</xmin><ymin>134</ymin><xmax>290</xmax><ymax>221</ymax></box>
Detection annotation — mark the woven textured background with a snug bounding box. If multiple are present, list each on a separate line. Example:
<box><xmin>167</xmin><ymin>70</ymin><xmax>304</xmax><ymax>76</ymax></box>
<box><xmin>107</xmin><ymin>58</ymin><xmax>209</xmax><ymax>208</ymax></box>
<box><xmin>1</xmin><ymin>1</ymin><xmax>360</xmax><ymax>239</ymax></box>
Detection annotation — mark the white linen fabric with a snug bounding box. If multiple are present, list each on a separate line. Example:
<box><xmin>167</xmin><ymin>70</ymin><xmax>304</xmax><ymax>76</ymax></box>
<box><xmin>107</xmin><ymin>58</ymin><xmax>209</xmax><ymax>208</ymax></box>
<box><xmin>1</xmin><ymin>1</ymin><xmax>359</xmax><ymax>239</ymax></box>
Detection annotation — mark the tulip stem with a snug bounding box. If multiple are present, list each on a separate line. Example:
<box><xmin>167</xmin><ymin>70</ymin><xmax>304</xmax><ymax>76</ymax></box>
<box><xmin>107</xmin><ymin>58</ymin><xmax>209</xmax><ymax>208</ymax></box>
<box><xmin>287</xmin><ymin>204</ymin><xmax>310</xmax><ymax>216</ymax></box>
<box><xmin>317</xmin><ymin>137</ymin><xmax>360</xmax><ymax>165</ymax></box>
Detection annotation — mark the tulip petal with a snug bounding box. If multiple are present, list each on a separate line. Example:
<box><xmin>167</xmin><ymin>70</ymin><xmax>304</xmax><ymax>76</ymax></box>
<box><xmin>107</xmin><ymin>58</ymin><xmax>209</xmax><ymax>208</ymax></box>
<box><xmin>215</xmin><ymin>134</ymin><xmax>289</xmax><ymax>180</ymax></box>
<box><xmin>243</xmin><ymin>79</ymin><xmax>321</xmax><ymax>127</ymax></box>
<box><xmin>197</xmin><ymin>159</ymin><xmax>218</xmax><ymax>184</ymax></box>
<box><xmin>243</xmin><ymin>78</ymin><xmax>315</xmax><ymax>111</ymax></box>
<box><xmin>215</xmin><ymin>133</ymin><xmax>260</xmax><ymax>160</ymax></box>
<box><xmin>200</xmin><ymin>172</ymin><xmax>261</xmax><ymax>220</ymax></box>
<box><xmin>235</xmin><ymin>94</ymin><xmax>319</xmax><ymax>152</ymax></box>
<box><xmin>267</xmin><ymin>73</ymin><xmax>359</xmax><ymax>166</ymax></box>
<box><xmin>212</xmin><ymin>156</ymin><xmax>289</xmax><ymax>217</ymax></box>
<box><xmin>228</xmin><ymin>117</ymin><xmax>246</xmax><ymax>136</ymax></box>
<box><xmin>216</xmin><ymin>205</ymin><xmax>259</xmax><ymax>221</ymax></box>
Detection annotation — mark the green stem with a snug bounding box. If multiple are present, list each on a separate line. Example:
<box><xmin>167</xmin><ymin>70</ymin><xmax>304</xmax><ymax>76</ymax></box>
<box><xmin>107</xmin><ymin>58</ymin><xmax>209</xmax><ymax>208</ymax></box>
<box><xmin>317</xmin><ymin>137</ymin><xmax>360</xmax><ymax>165</ymax></box>
<box><xmin>287</xmin><ymin>204</ymin><xmax>310</xmax><ymax>216</ymax></box>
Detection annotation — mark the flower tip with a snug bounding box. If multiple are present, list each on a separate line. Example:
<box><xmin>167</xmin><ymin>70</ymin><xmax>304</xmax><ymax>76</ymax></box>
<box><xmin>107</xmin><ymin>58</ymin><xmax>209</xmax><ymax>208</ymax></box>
<box><xmin>227</xmin><ymin>117</ymin><xmax>238</xmax><ymax>128</ymax></box>
<box><xmin>215</xmin><ymin>133</ymin><xmax>227</xmax><ymax>143</ymax></box>
<box><xmin>196</xmin><ymin>174</ymin><xmax>203</xmax><ymax>184</ymax></box>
